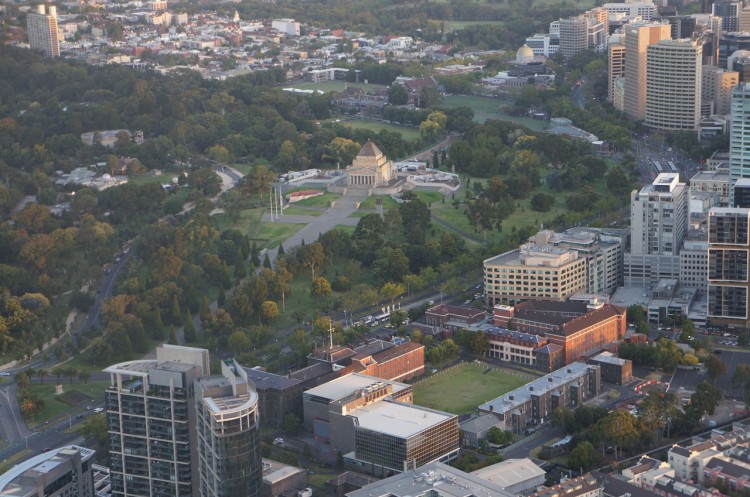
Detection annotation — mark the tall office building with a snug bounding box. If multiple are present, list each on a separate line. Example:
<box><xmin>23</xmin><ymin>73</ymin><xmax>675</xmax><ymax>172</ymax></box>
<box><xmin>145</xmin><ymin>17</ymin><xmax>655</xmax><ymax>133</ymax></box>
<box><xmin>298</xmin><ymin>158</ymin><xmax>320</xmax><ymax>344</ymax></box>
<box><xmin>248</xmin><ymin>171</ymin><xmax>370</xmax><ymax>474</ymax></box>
<box><xmin>558</xmin><ymin>17</ymin><xmax>589</xmax><ymax>57</ymax></box>
<box><xmin>623</xmin><ymin>23</ymin><xmax>672</xmax><ymax>121</ymax></box>
<box><xmin>719</xmin><ymin>32</ymin><xmax>750</xmax><ymax>68</ymax></box>
<box><xmin>730</xmin><ymin>83</ymin><xmax>750</xmax><ymax>206</ymax></box>
<box><xmin>106</xmin><ymin>345</ymin><xmax>263</xmax><ymax>497</ymax></box>
<box><xmin>707</xmin><ymin>207</ymin><xmax>750</xmax><ymax>330</ymax></box>
<box><xmin>702</xmin><ymin>65</ymin><xmax>738</xmax><ymax>115</ymax></box>
<box><xmin>26</xmin><ymin>4</ymin><xmax>59</xmax><ymax>57</ymax></box>
<box><xmin>645</xmin><ymin>40</ymin><xmax>702</xmax><ymax>130</ymax></box>
<box><xmin>712</xmin><ymin>0</ymin><xmax>742</xmax><ymax>32</ymax></box>
<box><xmin>625</xmin><ymin>173</ymin><xmax>688</xmax><ymax>285</ymax></box>
<box><xmin>608</xmin><ymin>36</ymin><xmax>626</xmax><ymax>104</ymax></box>
<box><xmin>105</xmin><ymin>345</ymin><xmax>210</xmax><ymax>497</ymax></box>
<box><xmin>195</xmin><ymin>360</ymin><xmax>262</xmax><ymax>497</ymax></box>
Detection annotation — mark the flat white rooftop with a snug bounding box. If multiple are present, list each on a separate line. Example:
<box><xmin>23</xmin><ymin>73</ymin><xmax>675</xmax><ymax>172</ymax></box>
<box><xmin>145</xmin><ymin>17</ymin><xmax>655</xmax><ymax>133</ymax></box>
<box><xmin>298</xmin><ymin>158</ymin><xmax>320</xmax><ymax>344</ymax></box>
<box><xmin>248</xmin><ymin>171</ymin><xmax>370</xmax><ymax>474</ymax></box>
<box><xmin>471</xmin><ymin>458</ymin><xmax>546</xmax><ymax>489</ymax></box>
<box><xmin>350</xmin><ymin>401</ymin><xmax>453</xmax><ymax>439</ymax></box>
<box><xmin>304</xmin><ymin>373</ymin><xmax>409</xmax><ymax>402</ymax></box>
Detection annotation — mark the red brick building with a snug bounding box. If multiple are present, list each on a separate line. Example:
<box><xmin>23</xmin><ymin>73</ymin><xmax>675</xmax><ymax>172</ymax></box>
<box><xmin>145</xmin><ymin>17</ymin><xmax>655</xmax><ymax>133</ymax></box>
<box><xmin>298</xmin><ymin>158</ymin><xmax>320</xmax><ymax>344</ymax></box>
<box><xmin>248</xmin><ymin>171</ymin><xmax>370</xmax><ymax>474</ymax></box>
<box><xmin>496</xmin><ymin>300</ymin><xmax>627</xmax><ymax>364</ymax></box>
<box><xmin>425</xmin><ymin>304</ymin><xmax>487</xmax><ymax>332</ymax></box>
<box><xmin>344</xmin><ymin>342</ymin><xmax>425</xmax><ymax>382</ymax></box>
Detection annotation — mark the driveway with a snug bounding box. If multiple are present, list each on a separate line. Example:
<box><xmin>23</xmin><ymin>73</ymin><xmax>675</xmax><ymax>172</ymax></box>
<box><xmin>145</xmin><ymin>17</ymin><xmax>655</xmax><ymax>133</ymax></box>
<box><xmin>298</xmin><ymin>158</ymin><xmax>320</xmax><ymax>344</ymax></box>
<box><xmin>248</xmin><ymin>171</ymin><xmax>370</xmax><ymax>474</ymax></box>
<box><xmin>262</xmin><ymin>190</ymin><xmax>366</xmax><ymax>260</ymax></box>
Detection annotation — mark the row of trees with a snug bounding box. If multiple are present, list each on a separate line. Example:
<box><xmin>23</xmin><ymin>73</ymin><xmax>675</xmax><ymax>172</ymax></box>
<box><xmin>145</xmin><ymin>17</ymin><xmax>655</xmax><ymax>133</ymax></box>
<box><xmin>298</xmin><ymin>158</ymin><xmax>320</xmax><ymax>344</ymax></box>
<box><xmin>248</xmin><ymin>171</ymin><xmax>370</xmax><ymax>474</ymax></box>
<box><xmin>554</xmin><ymin>383</ymin><xmax>723</xmax><ymax>469</ymax></box>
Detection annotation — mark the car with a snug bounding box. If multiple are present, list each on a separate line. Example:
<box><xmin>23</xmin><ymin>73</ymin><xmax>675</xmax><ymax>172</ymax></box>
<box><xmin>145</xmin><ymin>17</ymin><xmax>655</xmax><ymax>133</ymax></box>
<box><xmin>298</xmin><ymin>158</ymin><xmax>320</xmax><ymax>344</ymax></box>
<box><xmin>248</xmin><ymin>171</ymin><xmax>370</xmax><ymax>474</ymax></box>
<box><xmin>427</xmin><ymin>300</ymin><xmax>435</xmax><ymax>306</ymax></box>
<box><xmin>524</xmin><ymin>428</ymin><xmax>536</xmax><ymax>435</ymax></box>
<box><xmin>714</xmin><ymin>349</ymin><xmax>723</xmax><ymax>354</ymax></box>
<box><xmin>273</xmin><ymin>438</ymin><xmax>285</xmax><ymax>446</ymax></box>
<box><xmin>464</xmin><ymin>300</ymin><xmax>471</xmax><ymax>305</ymax></box>
<box><xmin>0</xmin><ymin>372</ymin><xmax>10</xmax><ymax>377</ymax></box>
<box><xmin>115</xmin><ymin>257</ymin><xmax>121</xmax><ymax>263</ymax></box>
<box><xmin>93</xmin><ymin>407</ymin><xmax>103</xmax><ymax>413</ymax></box>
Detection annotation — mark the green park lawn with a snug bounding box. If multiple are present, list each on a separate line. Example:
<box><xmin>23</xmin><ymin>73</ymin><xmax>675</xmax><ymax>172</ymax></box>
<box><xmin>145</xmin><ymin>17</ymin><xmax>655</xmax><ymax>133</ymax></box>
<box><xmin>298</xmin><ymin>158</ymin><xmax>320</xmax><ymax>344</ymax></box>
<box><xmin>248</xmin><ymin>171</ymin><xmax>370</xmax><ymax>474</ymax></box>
<box><xmin>254</xmin><ymin>223</ymin><xmax>306</xmax><ymax>249</ymax></box>
<box><xmin>286</xmin><ymin>81</ymin><xmax>387</xmax><ymax>93</ymax></box>
<box><xmin>214</xmin><ymin>209</ymin><xmax>265</xmax><ymax>237</ymax></box>
<box><xmin>333</xmin><ymin>118</ymin><xmax>421</xmax><ymax>143</ymax></box>
<box><xmin>414</xmin><ymin>363</ymin><xmax>535</xmax><ymax>415</ymax></box>
<box><xmin>22</xmin><ymin>380</ymin><xmax>109</xmax><ymax>427</ymax></box>
<box><xmin>358</xmin><ymin>195</ymin><xmax>400</xmax><ymax>210</ymax></box>
<box><xmin>442</xmin><ymin>95</ymin><xmax>548</xmax><ymax>131</ymax></box>
<box><xmin>437</xmin><ymin>20</ymin><xmax>506</xmax><ymax>31</ymax></box>
<box><xmin>281</xmin><ymin>206</ymin><xmax>324</xmax><ymax>217</ymax></box>
<box><xmin>290</xmin><ymin>192</ymin><xmax>341</xmax><ymax>208</ymax></box>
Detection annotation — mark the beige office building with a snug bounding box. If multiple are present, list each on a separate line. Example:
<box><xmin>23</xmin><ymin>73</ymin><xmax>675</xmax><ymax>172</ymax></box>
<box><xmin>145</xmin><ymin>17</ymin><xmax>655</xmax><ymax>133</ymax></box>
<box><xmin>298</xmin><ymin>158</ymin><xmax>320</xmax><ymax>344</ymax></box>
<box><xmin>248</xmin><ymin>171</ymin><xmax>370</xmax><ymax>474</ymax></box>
<box><xmin>27</xmin><ymin>4</ymin><xmax>59</xmax><ymax>57</ymax></box>
<box><xmin>702</xmin><ymin>65</ymin><xmax>738</xmax><ymax>116</ymax></box>
<box><xmin>608</xmin><ymin>37</ymin><xmax>626</xmax><ymax>104</ymax></box>
<box><xmin>645</xmin><ymin>40</ymin><xmax>702</xmax><ymax>130</ymax></box>
<box><xmin>483</xmin><ymin>243</ymin><xmax>587</xmax><ymax>305</ymax></box>
<box><xmin>623</xmin><ymin>23</ymin><xmax>671</xmax><ymax>121</ymax></box>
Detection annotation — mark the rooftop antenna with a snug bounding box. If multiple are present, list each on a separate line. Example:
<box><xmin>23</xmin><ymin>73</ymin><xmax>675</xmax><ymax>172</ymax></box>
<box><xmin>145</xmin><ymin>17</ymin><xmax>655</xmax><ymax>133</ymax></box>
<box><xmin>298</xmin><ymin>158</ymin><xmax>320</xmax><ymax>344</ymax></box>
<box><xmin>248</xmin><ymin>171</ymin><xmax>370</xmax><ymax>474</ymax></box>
<box><xmin>328</xmin><ymin>318</ymin><xmax>334</xmax><ymax>348</ymax></box>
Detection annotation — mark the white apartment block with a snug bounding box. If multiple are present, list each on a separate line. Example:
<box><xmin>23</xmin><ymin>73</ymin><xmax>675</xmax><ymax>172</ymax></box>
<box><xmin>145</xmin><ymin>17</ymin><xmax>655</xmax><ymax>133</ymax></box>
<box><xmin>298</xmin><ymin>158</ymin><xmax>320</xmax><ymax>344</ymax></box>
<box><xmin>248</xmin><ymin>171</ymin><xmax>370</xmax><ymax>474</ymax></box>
<box><xmin>602</xmin><ymin>1</ymin><xmax>658</xmax><ymax>21</ymax></box>
<box><xmin>525</xmin><ymin>33</ymin><xmax>560</xmax><ymax>56</ymax></box>
<box><xmin>27</xmin><ymin>4</ymin><xmax>59</xmax><ymax>57</ymax></box>
<box><xmin>271</xmin><ymin>19</ymin><xmax>300</xmax><ymax>36</ymax></box>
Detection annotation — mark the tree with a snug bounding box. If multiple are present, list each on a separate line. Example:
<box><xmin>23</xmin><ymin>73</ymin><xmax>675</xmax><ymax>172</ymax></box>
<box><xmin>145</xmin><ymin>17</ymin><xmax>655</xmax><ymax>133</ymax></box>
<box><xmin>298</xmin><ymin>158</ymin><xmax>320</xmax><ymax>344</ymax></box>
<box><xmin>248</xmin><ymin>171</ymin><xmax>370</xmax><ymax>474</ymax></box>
<box><xmin>388</xmin><ymin>84</ymin><xmax>409</xmax><ymax>105</ymax></box>
<box><xmin>690</xmin><ymin>381</ymin><xmax>722</xmax><ymax>417</ymax></box>
<box><xmin>595</xmin><ymin>411</ymin><xmax>638</xmax><ymax>459</ymax></box>
<box><xmin>606</xmin><ymin>166</ymin><xmax>630</xmax><ymax>196</ymax></box>
<box><xmin>260</xmin><ymin>301</ymin><xmax>279</xmax><ymax>327</ymax></box>
<box><xmin>78</xmin><ymin>370</ymin><xmax>92</xmax><ymax>384</ymax></box>
<box><xmin>276</xmin><ymin>264</ymin><xmax>293</xmax><ymax>313</ymax></box>
<box><xmin>380</xmin><ymin>282</ymin><xmax>406</xmax><ymax>306</ymax></box>
<box><xmin>283</xmin><ymin>413</ymin><xmax>303</xmax><ymax>435</ymax></box>
<box><xmin>530</xmin><ymin>193</ymin><xmax>555</xmax><ymax>212</ymax></box>
<box><xmin>732</xmin><ymin>364</ymin><xmax>750</xmax><ymax>407</ymax></box>
<box><xmin>300</xmin><ymin>242</ymin><xmax>325</xmax><ymax>280</ymax></box>
<box><xmin>705</xmin><ymin>354</ymin><xmax>727</xmax><ymax>383</ymax></box>
<box><xmin>184</xmin><ymin>311</ymin><xmax>196</xmax><ymax>343</ymax></box>
<box><xmin>37</xmin><ymin>369</ymin><xmax>48</xmax><ymax>385</ymax></box>
<box><xmin>78</xmin><ymin>412</ymin><xmax>108</xmax><ymax>457</ymax></box>
<box><xmin>311</xmin><ymin>277</ymin><xmax>332</xmax><ymax>299</ymax></box>
<box><xmin>569</xmin><ymin>441</ymin><xmax>599</xmax><ymax>471</ymax></box>
<box><xmin>168</xmin><ymin>326</ymin><xmax>178</xmax><ymax>345</ymax></box>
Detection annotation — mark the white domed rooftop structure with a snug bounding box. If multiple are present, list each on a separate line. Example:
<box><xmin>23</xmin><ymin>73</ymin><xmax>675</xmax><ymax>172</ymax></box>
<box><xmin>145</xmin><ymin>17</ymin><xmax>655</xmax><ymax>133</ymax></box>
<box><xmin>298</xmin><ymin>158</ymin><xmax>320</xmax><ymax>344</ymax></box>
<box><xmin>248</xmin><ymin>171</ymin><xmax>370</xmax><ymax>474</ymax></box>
<box><xmin>516</xmin><ymin>44</ymin><xmax>535</xmax><ymax>63</ymax></box>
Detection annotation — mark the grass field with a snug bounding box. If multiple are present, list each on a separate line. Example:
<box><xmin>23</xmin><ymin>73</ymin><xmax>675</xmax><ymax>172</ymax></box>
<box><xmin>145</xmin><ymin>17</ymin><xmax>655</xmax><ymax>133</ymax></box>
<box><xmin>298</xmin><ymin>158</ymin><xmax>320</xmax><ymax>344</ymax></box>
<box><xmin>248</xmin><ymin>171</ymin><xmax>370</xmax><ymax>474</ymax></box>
<box><xmin>330</xmin><ymin>118</ymin><xmax>421</xmax><ymax>143</ymax></box>
<box><xmin>291</xmin><ymin>192</ymin><xmax>341</xmax><ymax>208</ymax></box>
<box><xmin>23</xmin><ymin>380</ymin><xmax>109</xmax><ymax>427</ymax></box>
<box><xmin>253</xmin><ymin>223</ymin><xmax>306</xmax><ymax>249</ymax></box>
<box><xmin>442</xmin><ymin>95</ymin><xmax>548</xmax><ymax>131</ymax></box>
<box><xmin>438</xmin><ymin>20</ymin><xmax>505</xmax><ymax>32</ymax></box>
<box><xmin>281</xmin><ymin>206</ymin><xmax>324</xmax><ymax>217</ymax></box>
<box><xmin>286</xmin><ymin>81</ymin><xmax>387</xmax><ymax>93</ymax></box>
<box><xmin>358</xmin><ymin>195</ymin><xmax>400</xmax><ymax>210</ymax></box>
<box><xmin>414</xmin><ymin>363</ymin><xmax>534</xmax><ymax>414</ymax></box>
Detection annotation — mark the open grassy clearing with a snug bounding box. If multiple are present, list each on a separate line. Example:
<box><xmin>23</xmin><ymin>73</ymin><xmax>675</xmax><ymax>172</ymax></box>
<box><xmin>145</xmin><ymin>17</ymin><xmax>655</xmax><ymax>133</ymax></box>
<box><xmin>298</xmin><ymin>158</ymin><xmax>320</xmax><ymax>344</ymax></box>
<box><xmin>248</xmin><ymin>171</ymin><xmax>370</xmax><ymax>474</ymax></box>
<box><xmin>286</xmin><ymin>81</ymin><xmax>387</xmax><ymax>93</ymax></box>
<box><xmin>253</xmin><ymin>223</ymin><xmax>306</xmax><ymax>249</ymax></box>
<box><xmin>291</xmin><ymin>192</ymin><xmax>341</xmax><ymax>208</ymax></box>
<box><xmin>437</xmin><ymin>20</ymin><xmax>506</xmax><ymax>32</ymax></box>
<box><xmin>442</xmin><ymin>95</ymin><xmax>548</xmax><ymax>130</ymax></box>
<box><xmin>214</xmin><ymin>209</ymin><xmax>265</xmax><ymax>237</ymax></box>
<box><xmin>358</xmin><ymin>195</ymin><xmax>400</xmax><ymax>210</ymax></box>
<box><xmin>414</xmin><ymin>363</ymin><xmax>535</xmax><ymax>415</ymax></box>
<box><xmin>281</xmin><ymin>206</ymin><xmax>324</xmax><ymax>217</ymax></box>
<box><xmin>23</xmin><ymin>380</ymin><xmax>109</xmax><ymax>427</ymax></box>
<box><xmin>327</xmin><ymin>117</ymin><xmax>421</xmax><ymax>143</ymax></box>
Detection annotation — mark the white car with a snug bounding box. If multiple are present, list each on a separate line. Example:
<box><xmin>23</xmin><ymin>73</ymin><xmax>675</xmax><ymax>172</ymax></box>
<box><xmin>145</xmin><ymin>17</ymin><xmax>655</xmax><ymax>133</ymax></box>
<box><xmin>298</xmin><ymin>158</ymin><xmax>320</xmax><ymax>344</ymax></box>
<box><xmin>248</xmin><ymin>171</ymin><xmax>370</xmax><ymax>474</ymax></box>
<box><xmin>93</xmin><ymin>407</ymin><xmax>104</xmax><ymax>413</ymax></box>
<box><xmin>0</xmin><ymin>372</ymin><xmax>10</xmax><ymax>377</ymax></box>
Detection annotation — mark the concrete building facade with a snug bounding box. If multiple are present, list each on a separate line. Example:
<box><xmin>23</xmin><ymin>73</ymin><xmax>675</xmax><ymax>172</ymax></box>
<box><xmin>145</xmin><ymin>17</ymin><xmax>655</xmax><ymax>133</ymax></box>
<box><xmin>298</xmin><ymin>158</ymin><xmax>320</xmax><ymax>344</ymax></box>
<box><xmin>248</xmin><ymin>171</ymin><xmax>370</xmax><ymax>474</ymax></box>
<box><xmin>730</xmin><ymin>83</ymin><xmax>750</xmax><ymax>206</ymax></box>
<box><xmin>0</xmin><ymin>445</ymin><xmax>96</xmax><ymax>497</ymax></box>
<box><xmin>623</xmin><ymin>23</ymin><xmax>672</xmax><ymax>121</ymax></box>
<box><xmin>645</xmin><ymin>40</ymin><xmax>702</xmax><ymax>131</ymax></box>
<box><xmin>105</xmin><ymin>345</ymin><xmax>209</xmax><ymax>497</ymax></box>
<box><xmin>27</xmin><ymin>4</ymin><xmax>59</xmax><ymax>57</ymax></box>
<box><xmin>626</xmin><ymin>173</ymin><xmax>688</xmax><ymax>285</ymax></box>
<box><xmin>195</xmin><ymin>360</ymin><xmax>262</xmax><ymax>497</ymax></box>
<box><xmin>707</xmin><ymin>207</ymin><xmax>750</xmax><ymax>329</ymax></box>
